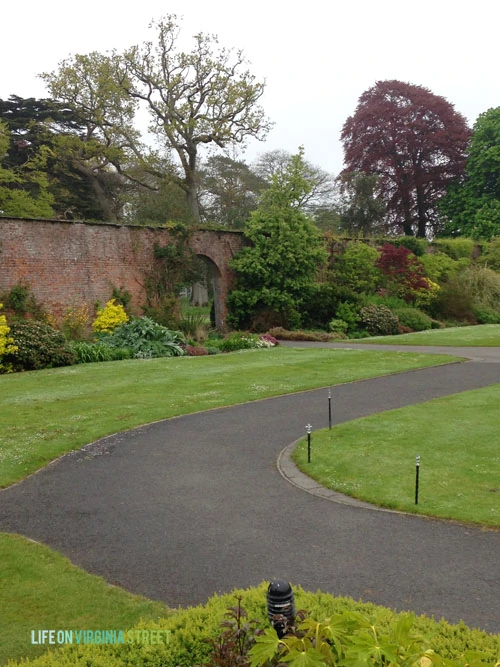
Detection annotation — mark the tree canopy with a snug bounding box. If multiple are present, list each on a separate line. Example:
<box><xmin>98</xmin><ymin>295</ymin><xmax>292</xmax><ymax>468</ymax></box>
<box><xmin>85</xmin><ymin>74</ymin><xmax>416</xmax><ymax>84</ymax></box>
<box><xmin>41</xmin><ymin>16</ymin><xmax>272</xmax><ymax>224</ymax></box>
<box><xmin>439</xmin><ymin>107</ymin><xmax>500</xmax><ymax>240</ymax></box>
<box><xmin>341</xmin><ymin>80</ymin><xmax>471</xmax><ymax>238</ymax></box>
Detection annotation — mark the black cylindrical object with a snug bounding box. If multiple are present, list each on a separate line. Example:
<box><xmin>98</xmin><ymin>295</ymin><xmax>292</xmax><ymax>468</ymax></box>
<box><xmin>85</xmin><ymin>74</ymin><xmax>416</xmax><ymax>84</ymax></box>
<box><xmin>267</xmin><ymin>579</ymin><xmax>295</xmax><ymax>638</ymax></box>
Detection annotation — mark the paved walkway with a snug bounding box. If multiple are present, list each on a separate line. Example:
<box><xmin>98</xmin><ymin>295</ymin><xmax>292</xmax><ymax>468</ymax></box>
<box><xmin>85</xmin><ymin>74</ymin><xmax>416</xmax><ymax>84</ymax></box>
<box><xmin>1</xmin><ymin>344</ymin><xmax>499</xmax><ymax>634</ymax></box>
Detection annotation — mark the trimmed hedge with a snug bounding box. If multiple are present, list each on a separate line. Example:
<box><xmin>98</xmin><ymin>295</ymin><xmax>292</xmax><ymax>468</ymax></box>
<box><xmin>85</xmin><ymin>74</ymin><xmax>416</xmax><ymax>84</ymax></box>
<box><xmin>8</xmin><ymin>585</ymin><xmax>499</xmax><ymax>666</ymax></box>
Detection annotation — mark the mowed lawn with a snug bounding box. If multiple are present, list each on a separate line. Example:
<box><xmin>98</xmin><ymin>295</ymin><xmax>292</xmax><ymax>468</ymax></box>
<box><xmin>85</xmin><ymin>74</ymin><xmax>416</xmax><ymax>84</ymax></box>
<box><xmin>293</xmin><ymin>383</ymin><xmax>500</xmax><ymax>527</ymax></box>
<box><xmin>351</xmin><ymin>323</ymin><xmax>500</xmax><ymax>346</ymax></box>
<box><xmin>0</xmin><ymin>346</ymin><xmax>458</xmax><ymax>488</ymax></box>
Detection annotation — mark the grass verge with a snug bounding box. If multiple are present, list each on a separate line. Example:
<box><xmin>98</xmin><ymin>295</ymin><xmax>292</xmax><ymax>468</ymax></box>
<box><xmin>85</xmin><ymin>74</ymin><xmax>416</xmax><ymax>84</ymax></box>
<box><xmin>350</xmin><ymin>323</ymin><xmax>500</xmax><ymax>346</ymax></box>
<box><xmin>0</xmin><ymin>534</ymin><xmax>168</xmax><ymax>666</ymax></box>
<box><xmin>0</xmin><ymin>347</ymin><xmax>459</xmax><ymax>489</ymax></box>
<box><xmin>292</xmin><ymin>384</ymin><xmax>500</xmax><ymax>527</ymax></box>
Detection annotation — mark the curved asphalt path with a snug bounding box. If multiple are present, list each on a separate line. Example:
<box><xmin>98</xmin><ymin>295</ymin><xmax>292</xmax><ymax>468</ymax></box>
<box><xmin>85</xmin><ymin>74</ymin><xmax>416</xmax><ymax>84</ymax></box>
<box><xmin>1</xmin><ymin>344</ymin><xmax>500</xmax><ymax>634</ymax></box>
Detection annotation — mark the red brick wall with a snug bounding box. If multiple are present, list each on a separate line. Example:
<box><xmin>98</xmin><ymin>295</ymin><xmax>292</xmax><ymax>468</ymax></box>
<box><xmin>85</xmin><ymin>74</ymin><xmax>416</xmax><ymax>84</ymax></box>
<box><xmin>0</xmin><ymin>218</ymin><xmax>248</xmax><ymax>329</ymax></box>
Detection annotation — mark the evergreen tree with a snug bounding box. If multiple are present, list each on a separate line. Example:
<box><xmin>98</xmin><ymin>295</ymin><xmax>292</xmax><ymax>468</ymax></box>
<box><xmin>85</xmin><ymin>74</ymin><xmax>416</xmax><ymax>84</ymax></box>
<box><xmin>227</xmin><ymin>149</ymin><xmax>327</xmax><ymax>330</ymax></box>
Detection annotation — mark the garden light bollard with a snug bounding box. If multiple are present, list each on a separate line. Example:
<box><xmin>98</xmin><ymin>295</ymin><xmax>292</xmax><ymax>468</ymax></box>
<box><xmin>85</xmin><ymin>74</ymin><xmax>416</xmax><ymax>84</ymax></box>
<box><xmin>306</xmin><ymin>423</ymin><xmax>312</xmax><ymax>463</ymax></box>
<box><xmin>328</xmin><ymin>389</ymin><xmax>332</xmax><ymax>430</ymax></box>
<box><xmin>267</xmin><ymin>579</ymin><xmax>295</xmax><ymax>639</ymax></box>
<box><xmin>415</xmin><ymin>455</ymin><xmax>420</xmax><ymax>505</ymax></box>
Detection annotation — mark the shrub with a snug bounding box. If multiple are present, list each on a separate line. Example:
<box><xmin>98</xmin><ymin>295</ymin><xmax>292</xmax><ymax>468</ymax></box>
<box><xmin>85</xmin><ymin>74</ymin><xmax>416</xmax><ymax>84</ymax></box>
<box><xmin>142</xmin><ymin>297</ymin><xmax>181</xmax><ymax>328</ymax></box>
<box><xmin>301</xmin><ymin>284</ymin><xmax>363</xmax><ymax>331</ymax></box>
<box><xmin>413</xmin><ymin>278</ymin><xmax>440</xmax><ymax>311</ymax></box>
<box><xmin>8</xmin><ymin>585</ymin><xmax>500</xmax><ymax>666</ymax></box>
<box><xmin>359</xmin><ymin>304</ymin><xmax>400</xmax><ymax>336</ymax></box>
<box><xmin>218</xmin><ymin>332</ymin><xmax>278</xmax><ymax>352</ymax></box>
<box><xmin>335</xmin><ymin>301</ymin><xmax>361</xmax><ymax>332</ymax></box>
<box><xmin>480</xmin><ymin>236</ymin><xmax>500</xmax><ymax>271</ymax></box>
<box><xmin>330</xmin><ymin>241</ymin><xmax>382</xmax><ymax>293</ymax></box>
<box><xmin>93</xmin><ymin>299</ymin><xmax>129</xmax><ymax>334</ymax></box>
<box><xmin>391</xmin><ymin>236</ymin><xmax>427</xmax><ymax>256</ymax></box>
<box><xmin>364</xmin><ymin>293</ymin><xmax>408</xmax><ymax>310</ymax></box>
<box><xmin>71</xmin><ymin>342</ymin><xmax>132</xmax><ymax>363</ymax></box>
<box><xmin>392</xmin><ymin>307</ymin><xmax>433</xmax><ymax>331</ymax></box>
<box><xmin>61</xmin><ymin>303</ymin><xmax>92</xmax><ymax>341</ymax></box>
<box><xmin>267</xmin><ymin>327</ymin><xmax>340</xmax><ymax>342</ymax></box>
<box><xmin>433</xmin><ymin>238</ymin><xmax>475</xmax><ymax>260</ymax></box>
<box><xmin>177</xmin><ymin>312</ymin><xmax>211</xmax><ymax>342</ymax></box>
<box><xmin>471</xmin><ymin>305</ymin><xmax>500</xmax><ymax>324</ymax></box>
<box><xmin>375</xmin><ymin>243</ymin><xmax>429</xmax><ymax>303</ymax></box>
<box><xmin>98</xmin><ymin>317</ymin><xmax>186</xmax><ymax>358</ymax></box>
<box><xmin>185</xmin><ymin>345</ymin><xmax>208</xmax><ymax>356</ymax></box>
<box><xmin>0</xmin><ymin>304</ymin><xmax>17</xmax><ymax>373</ymax></box>
<box><xmin>435</xmin><ymin>266</ymin><xmax>500</xmax><ymax>322</ymax></box>
<box><xmin>5</xmin><ymin>321</ymin><xmax>76</xmax><ymax>371</ymax></box>
<box><xmin>421</xmin><ymin>252</ymin><xmax>468</xmax><ymax>283</ymax></box>
<box><xmin>1</xmin><ymin>281</ymin><xmax>46</xmax><ymax>320</ymax></box>
<box><xmin>329</xmin><ymin>318</ymin><xmax>349</xmax><ymax>334</ymax></box>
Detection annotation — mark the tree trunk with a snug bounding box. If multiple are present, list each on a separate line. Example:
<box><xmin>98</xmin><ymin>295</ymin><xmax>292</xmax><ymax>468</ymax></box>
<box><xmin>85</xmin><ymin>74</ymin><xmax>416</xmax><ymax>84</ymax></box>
<box><xmin>72</xmin><ymin>161</ymin><xmax>119</xmax><ymax>222</ymax></box>
<box><xmin>185</xmin><ymin>146</ymin><xmax>200</xmax><ymax>222</ymax></box>
<box><xmin>415</xmin><ymin>184</ymin><xmax>427</xmax><ymax>238</ymax></box>
<box><xmin>402</xmin><ymin>195</ymin><xmax>413</xmax><ymax>236</ymax></box>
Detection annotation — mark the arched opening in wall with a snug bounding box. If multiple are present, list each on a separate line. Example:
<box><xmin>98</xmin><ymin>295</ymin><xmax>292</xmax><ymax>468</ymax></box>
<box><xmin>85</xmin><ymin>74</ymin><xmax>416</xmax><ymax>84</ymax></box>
<box><xmin>191</xmin><ymin>255</ymin><xmax>224</xmax><ymax>331</ymax></box>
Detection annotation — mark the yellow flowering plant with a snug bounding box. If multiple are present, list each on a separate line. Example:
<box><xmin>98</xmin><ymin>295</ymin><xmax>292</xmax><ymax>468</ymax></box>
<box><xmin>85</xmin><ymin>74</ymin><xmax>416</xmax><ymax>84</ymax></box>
<box><xmin>0</xmin><ymin>304</ymin><xmax>18</xmax><ymax>373</ymax></box>
<box><xmin>92</xmin><ymin>299</ymin><xmax>129</xmax><ymax>334</ymax></box>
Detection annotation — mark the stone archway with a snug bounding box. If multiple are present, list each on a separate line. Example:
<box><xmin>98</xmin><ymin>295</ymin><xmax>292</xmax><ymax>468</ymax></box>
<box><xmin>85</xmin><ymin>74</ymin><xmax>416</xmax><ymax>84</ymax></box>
<box><xmin>189</xmin><ymin>255</ymin><xmax>222</xmax><ymax>330</ymax></box>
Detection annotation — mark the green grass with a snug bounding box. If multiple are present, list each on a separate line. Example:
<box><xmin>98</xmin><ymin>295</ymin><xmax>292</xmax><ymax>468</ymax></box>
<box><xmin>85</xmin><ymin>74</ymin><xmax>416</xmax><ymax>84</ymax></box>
<box><xmin>292</xmin><ymin>384</ymin><xmax>500</xmax><ymax>527</ymax></box>
<box><xmin>0</xmin><ymin>347</ymin><xmax>458</xmax><ymax>489</ymax></box>
<box><xmin>350</xmin><ymin>323</ymin><xmax>500</xmax><ymax>346</ymax></box>
<box><xmin>0</xmin><ymin>347</ymin><xmax>463</xmax><ymax>665</ymax></box>
<box><xmin>179</xmin><ymin>297</ymin><xmax>210</xmax><ymax>320</ymax></box>
<box><xmin>0</xmin><ymin>534</ymin><xmax>169</xmax><ymax>666</ymax></box>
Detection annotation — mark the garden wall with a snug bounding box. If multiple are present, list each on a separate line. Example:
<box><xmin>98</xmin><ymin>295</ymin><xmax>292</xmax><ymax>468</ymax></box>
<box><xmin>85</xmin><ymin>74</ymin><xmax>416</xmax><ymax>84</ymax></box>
<box><xmin>0</xmin><ymin>218</ymin><xmax>247</xmax><ymax>329</ymax></box>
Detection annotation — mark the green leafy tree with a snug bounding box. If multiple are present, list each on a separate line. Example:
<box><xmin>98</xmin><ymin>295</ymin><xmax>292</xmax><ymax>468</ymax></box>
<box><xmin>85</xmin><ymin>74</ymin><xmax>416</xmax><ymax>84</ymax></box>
<box><xmin>440</xmin><ymin>107</ymin><xmax>500</xmax><ymax>239</ymax></box>
<box><xmin>253</xmin><ymin>148</ymin><xmax>336</xmax><ymax>220</ymax></box>
<box><xmin>198</xmin><ymin>154</ymin><xmax>266</xmax><ymax>228</ymax></box>
<box><xmin>41</xmin><ymin>17</ymin><xmax>271</xmax><ymax>224</ymax></box>
<box><xmin>227</xmin><ymin>149</ymin><xmax>327</xmax><ymax>330</ymax></box>
<box><xmin>0</xmin><ymin>120</ymin><xmax>55</xmax><ymax>217</ymax></box>
<box><xmin>0</xmin><ymin>96</ymin><xmax>99</xmax><ymax>220</ymax></box>
<box><xmin>120</xmin><ymin>15</ymin><xmax>272</xmax><ymax>222</ymax></box>
<box><xmin>41</xmin><ymin>54</ymin><xmax>144</xmax><ymax>222</ymax></box>
<box><xmin>336</xmin><ymin>171</ymin><xmax>386</xmax><ymax>236</ymax></box>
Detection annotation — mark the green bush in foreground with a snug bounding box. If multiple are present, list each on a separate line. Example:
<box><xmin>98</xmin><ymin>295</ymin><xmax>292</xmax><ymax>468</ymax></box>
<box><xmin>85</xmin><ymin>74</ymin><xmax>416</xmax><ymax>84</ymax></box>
<box><xmin>8</xmin><ymin>585</ymin><xmax>499</xmax><ymax>666</ymax></box>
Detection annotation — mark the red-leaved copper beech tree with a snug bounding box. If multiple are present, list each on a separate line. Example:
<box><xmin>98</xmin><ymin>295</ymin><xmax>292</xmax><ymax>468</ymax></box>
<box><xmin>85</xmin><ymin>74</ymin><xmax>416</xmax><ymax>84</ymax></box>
<box><xmin>341</xmin><ymin>80</ymin><xmax>471</xmax><ymax>238</ymax></box>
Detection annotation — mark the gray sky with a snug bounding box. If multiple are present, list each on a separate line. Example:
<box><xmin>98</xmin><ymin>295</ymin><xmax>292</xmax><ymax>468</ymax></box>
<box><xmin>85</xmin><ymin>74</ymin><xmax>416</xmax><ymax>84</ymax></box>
<box><xmin>2</xmin><ymin>0</ymin><xmax>499</xmax><ymax>175</ymax></box>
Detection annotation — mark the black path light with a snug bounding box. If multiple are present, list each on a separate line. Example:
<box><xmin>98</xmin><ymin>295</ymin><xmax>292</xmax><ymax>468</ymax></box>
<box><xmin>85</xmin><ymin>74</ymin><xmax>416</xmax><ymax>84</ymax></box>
<box><xmin>328</xmin><ymin>389</ymin><xmax>332</xmax><ymax>430</ymax></box>
<box><xmin>306</xmin><ymin>423</ymin><xmax>312</xmax><ymax>463</ymax></box>
<box><xmin>267</xmin><ymin>579</ymin><xmax>295</xmax><ymax>639</ymax></box>
<box><xmin>415</xmin><ymin>455</ymin><xmax>421</xmax><ymax>505</ymax></box>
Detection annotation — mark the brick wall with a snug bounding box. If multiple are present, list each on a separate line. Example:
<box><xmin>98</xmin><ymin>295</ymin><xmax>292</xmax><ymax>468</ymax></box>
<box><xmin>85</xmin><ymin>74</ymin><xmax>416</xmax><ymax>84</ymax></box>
<box><xmin>0</xmin><ymin>218</ymin><xmax>248</xmax><ymax>329</ymax></box>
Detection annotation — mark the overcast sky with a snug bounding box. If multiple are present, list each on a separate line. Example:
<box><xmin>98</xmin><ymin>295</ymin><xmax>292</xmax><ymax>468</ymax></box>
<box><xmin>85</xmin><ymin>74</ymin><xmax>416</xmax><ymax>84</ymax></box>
<box><xmin>2</xmin><ymin>0</ymin><xmax>499</xmax><ymax>176</ymax></box>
